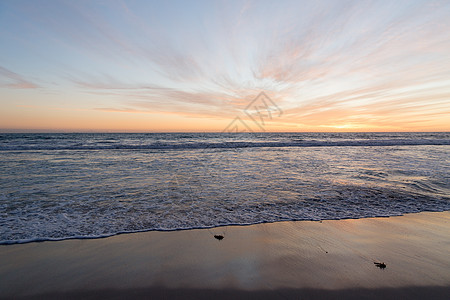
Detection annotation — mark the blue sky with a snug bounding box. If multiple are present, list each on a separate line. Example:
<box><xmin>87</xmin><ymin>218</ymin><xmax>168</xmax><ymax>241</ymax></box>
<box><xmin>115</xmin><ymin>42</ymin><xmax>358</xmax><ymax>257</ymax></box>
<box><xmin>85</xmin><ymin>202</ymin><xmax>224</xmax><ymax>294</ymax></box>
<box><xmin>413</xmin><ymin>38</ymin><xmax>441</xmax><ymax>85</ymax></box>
<box><xmin>1</xmin><ymin>0</ymin><xmax>449</xmax><ymax>132</ymax></box>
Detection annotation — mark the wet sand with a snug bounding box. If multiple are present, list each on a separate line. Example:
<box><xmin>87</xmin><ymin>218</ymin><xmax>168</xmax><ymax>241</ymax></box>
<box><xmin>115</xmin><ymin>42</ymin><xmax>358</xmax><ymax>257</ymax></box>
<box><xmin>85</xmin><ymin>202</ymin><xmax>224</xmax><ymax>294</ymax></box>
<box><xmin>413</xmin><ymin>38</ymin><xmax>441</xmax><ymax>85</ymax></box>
<box><xmin>1</xmin><ymin>211</ymin><xmax>449</xmax><ymax>299</ymax></box>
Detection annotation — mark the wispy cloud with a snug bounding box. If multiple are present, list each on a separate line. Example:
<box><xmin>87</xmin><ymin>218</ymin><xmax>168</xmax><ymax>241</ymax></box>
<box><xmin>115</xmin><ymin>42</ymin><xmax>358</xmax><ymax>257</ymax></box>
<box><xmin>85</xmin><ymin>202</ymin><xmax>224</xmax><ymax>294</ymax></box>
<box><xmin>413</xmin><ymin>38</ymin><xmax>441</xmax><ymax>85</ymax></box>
<box><xmin>0</xmin><ymin>66</ymin><xmax>39</xmax><ymax>89</ymax></box>
<box><xmin>71</xmin><ymin>74</ymin><xmax>167</xmax><ymax>91</ymax></box>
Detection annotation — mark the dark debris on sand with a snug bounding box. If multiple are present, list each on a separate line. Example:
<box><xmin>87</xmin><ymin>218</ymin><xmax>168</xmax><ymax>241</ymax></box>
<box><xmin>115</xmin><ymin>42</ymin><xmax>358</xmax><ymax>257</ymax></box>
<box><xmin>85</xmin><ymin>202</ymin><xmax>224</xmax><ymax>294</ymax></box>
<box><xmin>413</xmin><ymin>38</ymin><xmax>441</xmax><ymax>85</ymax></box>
<box><xmin>214</xmin><ymin>235</ymin><xmax>224</xmax><ymax>241</ymax></box>
<box><xmin>374</xmin><ymin>262</ymin><xmax>387</xmax><ymax>269</ymax></box>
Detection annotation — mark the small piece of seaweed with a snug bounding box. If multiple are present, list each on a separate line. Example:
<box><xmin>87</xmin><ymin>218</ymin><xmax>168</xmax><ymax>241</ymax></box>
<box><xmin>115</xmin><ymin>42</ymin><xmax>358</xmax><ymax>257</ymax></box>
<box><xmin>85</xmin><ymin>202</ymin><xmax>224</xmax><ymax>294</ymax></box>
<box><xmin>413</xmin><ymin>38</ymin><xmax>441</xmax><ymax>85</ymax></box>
<box><xmin>214</xmin><ymin>235</ymin><xmax>224</xmax><ymax>240</ymax></box>
<box><xmin>374</xmin><ymin>262</ymin><xmax>386</xmax><ymax>269</ymax></box>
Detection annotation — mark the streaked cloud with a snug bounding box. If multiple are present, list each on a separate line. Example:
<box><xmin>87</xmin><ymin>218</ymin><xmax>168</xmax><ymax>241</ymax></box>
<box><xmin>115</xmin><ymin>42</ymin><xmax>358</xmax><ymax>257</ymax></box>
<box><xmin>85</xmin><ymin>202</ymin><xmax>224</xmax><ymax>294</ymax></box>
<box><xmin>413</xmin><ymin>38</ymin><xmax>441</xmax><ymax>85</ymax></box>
<box><xmin>0</xmin><ymin>66</ymin><xmax>39</xmax><ymax>89</ymax></box>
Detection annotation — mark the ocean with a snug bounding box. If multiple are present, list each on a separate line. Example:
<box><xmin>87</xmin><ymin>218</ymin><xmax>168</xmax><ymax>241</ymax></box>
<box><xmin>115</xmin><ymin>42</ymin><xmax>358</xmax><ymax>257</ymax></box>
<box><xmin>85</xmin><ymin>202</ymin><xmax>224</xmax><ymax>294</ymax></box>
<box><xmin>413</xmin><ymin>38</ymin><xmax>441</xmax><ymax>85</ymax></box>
<box><xmin>0</xmin><ymin>132</ymin><xmax>449</xmax><ymax>244</ymax></box>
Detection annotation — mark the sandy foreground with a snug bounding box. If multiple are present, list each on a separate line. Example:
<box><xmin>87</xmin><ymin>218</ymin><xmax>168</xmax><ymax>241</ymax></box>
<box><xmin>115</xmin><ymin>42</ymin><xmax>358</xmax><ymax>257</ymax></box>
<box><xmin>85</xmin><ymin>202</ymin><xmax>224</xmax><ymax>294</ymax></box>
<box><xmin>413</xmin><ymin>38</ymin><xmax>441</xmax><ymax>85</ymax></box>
<box><xmin>1</xmin><ymin>211</ymin><xmax>449</xmax><ymax>299</ymax></box>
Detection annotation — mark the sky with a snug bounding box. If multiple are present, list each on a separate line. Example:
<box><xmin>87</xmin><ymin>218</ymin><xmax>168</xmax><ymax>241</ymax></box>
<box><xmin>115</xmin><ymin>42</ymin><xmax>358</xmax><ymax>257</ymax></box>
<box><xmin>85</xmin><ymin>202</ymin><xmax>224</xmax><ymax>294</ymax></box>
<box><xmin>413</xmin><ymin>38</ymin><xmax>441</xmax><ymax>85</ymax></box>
<box><xmin>0</xmin><ymin>0</ymin><xmax>449</xmax><ymax>132</ymax></box>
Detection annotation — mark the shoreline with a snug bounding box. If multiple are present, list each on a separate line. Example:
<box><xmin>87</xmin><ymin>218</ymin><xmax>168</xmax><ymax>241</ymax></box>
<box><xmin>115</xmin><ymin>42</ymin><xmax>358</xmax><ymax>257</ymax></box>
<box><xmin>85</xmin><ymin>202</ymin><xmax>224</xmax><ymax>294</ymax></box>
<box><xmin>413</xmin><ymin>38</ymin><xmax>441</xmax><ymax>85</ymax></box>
<box><xmin>1</xmin><ymin>211</ymin><xmax>449</xmax><ymax>299</ymax></box>
<box><xmin>2</xmin><ymin>210</ymin><xmax>448</xmax><ymax>246</ymax></box>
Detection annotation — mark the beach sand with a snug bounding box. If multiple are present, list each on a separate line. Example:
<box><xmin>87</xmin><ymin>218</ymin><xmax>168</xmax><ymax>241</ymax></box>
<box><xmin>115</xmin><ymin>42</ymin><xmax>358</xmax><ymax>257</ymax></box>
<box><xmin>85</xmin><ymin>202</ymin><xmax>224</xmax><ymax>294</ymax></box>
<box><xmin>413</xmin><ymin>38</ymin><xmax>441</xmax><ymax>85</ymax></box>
<box><xmin>1</xmin><ymin>211</ymin><xmax>449</xmax><ymax>299</ymax></box>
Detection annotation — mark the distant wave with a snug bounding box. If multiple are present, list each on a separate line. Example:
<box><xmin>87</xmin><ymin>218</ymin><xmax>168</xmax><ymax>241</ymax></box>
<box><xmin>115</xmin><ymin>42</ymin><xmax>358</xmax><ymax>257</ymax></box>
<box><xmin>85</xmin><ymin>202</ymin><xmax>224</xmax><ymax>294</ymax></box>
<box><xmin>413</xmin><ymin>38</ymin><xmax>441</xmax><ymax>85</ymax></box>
<box><xmin>0</xmin><ymin>139</ymin><xmax>449</xmax><ymax>151</ymax></box>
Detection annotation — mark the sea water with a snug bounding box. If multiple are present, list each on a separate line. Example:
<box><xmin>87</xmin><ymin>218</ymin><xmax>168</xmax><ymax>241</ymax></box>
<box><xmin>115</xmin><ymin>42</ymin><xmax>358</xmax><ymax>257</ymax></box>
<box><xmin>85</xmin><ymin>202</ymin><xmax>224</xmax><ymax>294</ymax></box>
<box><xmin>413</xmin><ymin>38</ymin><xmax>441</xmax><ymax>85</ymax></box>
<box><xmin>0</xmin><ymin>132</ymin><xmax>449</xmax><ymax>244</ymax></box>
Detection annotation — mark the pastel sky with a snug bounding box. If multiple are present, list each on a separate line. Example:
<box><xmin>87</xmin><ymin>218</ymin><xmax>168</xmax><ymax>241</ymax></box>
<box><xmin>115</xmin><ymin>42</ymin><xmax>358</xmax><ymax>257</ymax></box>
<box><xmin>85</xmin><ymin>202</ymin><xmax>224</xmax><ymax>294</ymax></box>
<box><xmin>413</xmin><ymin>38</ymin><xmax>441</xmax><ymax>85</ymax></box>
<box><xmin>1</xmin><ymin>0</ymin><xmax>449</xmax><ymax>132</ymax></box>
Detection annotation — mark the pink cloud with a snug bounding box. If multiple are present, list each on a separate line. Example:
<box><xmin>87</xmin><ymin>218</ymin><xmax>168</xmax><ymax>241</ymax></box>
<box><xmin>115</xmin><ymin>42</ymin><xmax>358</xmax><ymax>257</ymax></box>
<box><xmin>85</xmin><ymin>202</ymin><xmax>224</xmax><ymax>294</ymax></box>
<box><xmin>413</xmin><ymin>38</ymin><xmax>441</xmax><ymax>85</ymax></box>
<box><xmin>0</xmin><ymin>66</ymin><xmax>39</xmax><ymax>89</ymax></box>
